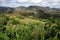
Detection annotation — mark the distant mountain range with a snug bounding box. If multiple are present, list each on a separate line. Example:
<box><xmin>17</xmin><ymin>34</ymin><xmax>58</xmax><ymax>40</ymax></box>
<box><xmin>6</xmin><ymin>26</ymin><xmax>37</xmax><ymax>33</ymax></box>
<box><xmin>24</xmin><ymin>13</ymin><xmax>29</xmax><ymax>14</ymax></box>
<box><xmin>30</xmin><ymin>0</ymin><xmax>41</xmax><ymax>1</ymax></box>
<box><xmin>0</xmin><ymin>6</ymin><xmax>15</xmax><ymax>13</ymax></box>
<box><xmin>16</xmin><ymin>6</ymin><xmax>60</xmax><ymax>12</ymax></box>
<box><xmin>52</xmin><ymin>8</ymin><xmax>60</xmax><ymax>11</ymax></box>
<box><xmin>0</xmin><ymin>6</ymin><xmax>60</xmax><ymax>13</ymax></box>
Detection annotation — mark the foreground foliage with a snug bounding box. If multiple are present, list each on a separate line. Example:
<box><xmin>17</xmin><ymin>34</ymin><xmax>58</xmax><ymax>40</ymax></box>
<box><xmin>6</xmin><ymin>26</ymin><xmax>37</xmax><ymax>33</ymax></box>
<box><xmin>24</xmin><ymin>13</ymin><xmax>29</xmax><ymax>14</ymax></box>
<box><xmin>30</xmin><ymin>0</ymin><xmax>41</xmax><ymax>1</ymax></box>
<box><xmin>0</xmin><ymin>14</ymin><xmax>60</xmax><ymax>40</ymax></box>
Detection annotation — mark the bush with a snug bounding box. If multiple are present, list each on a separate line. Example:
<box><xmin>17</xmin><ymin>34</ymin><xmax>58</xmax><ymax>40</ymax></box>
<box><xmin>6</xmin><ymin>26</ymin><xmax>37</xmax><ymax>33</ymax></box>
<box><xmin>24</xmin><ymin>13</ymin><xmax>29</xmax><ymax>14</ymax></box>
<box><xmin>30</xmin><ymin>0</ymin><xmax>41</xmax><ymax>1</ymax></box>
<box><xmin>0</xmin><ymin>14</ymin><xmax>60</xmax><ymax>40</ymax></box>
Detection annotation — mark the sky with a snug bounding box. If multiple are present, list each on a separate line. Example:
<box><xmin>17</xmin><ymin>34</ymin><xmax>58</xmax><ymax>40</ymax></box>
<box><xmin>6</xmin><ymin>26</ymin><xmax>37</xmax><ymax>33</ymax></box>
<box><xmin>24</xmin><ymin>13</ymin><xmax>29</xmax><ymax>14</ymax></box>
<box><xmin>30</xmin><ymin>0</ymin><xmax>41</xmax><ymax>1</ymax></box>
<box><xmin>0</xmin><ymin>0</ymin><xmax>60</xmax><ymax>8</ymax></box>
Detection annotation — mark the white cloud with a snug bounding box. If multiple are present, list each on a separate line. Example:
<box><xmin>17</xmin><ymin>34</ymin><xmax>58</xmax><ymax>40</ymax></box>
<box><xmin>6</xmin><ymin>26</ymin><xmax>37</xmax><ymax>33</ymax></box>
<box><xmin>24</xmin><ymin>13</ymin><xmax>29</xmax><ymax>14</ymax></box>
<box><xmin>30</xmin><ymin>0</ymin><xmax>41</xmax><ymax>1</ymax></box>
<box><xmin>0</xmin><ymin>0</ymin><xmax>60</xmax><ymax>8</ymax></box>
<box><xmin>47</xmin><ymin>0</ymin><xmax>60</xmax><ymax>2</ymax></box>
<box><xmin>16</xmin><ymin>0</ymin><xmax>28</xmax><ymax>2</ymax></box>
<box><xmin>0</xmin><ymin>0</ymin><xmax>5</xmax><ymax>3</ymax></box>
<box><xmin>29</xmin><ymin>0</ymin><xmax>42</xmax><ymax>3</ymax></box>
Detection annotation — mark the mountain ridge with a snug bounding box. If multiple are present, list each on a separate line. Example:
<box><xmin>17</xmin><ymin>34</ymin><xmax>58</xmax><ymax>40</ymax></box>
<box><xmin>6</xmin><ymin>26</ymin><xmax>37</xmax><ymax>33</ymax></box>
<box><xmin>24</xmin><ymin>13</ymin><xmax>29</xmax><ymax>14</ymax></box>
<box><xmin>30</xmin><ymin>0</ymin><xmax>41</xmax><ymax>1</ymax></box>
<box><xmin>0</xmin><ymin>6</ymin><xmax>60</xmax><ymax>13</ymax></box>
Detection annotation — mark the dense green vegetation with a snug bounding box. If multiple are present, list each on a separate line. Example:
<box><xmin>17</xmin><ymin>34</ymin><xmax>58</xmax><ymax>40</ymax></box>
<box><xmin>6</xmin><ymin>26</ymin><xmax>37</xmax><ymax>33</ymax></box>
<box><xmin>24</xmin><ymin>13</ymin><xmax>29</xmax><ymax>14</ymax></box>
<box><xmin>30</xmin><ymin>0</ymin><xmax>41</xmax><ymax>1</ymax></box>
<box><xmin>0</xmin><ymin>13</ymin><xmax>60</xmax><ymax>40</ymax></box>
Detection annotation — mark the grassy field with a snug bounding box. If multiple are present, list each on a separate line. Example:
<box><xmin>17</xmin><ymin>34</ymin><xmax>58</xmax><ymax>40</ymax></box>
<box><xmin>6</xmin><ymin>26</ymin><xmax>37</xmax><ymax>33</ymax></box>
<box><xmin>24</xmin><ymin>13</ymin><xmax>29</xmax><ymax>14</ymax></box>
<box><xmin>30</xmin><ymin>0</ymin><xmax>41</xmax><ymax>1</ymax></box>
<box><xmin>0</xmin><ymin>13</ymin><xmax>60</xmax><ymax>40</ymax></box>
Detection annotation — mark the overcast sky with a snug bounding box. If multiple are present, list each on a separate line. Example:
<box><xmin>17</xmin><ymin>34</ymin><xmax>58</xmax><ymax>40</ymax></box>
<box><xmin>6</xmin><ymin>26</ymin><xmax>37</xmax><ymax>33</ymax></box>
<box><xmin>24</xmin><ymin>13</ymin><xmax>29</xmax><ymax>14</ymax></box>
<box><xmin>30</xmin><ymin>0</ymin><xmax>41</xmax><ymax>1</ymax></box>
<box><xmin>0</xmin><ymin>0</ymin><xmax>60</xmax><ymax>8</ymax></box>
